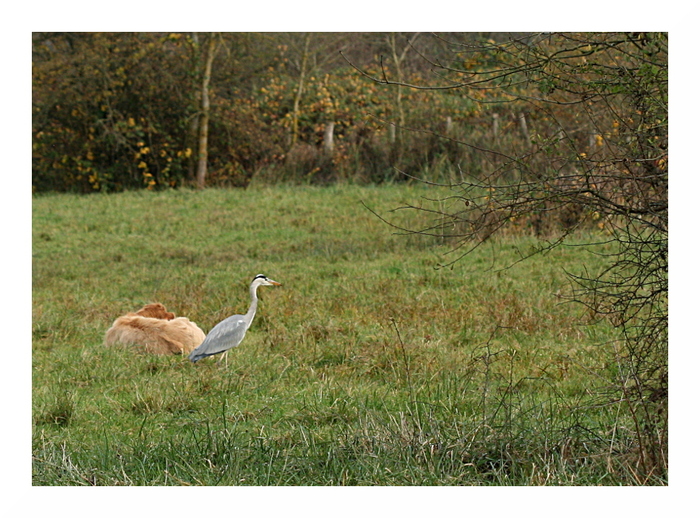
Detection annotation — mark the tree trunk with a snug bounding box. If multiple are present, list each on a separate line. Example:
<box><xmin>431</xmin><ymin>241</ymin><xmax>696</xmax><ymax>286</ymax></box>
<box><xmin>388</xmin><ymin>34</ymin><xmax>405</xmax><ymax>150</ymax></box>
<box><xmin>196</xmin><ymin>36</ymin><xmax>217</xmax><ymax>189</ymax></box>
<box><xmin>387</xmin><ymin>33</ymin><xmax>420</xmax><ymax>162</ymax></box>
<box><xmin>289</xmin><ymin>33</ymin><xmax>312</xmax><ymax>150</ymax></box>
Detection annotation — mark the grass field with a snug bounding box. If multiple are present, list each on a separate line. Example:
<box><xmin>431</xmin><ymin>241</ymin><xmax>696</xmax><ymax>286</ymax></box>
<box><xmin>32</xmin><ymin>184</ymin><xmax>647</xmax><ymax>485</ymax></box>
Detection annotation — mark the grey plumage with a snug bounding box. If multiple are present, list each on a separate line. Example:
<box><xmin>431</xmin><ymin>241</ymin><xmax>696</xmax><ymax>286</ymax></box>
<box><xmin>188</xmin><ymin>274</ymin><xmax>281</xmax><ymax>363</ymax></box>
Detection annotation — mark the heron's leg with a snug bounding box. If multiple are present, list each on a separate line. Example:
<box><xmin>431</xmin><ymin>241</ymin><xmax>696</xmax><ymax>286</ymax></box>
<box><xmin>216</xmin><ymin>350</ymin><xmax>229</xmax><ymax>367</ymax></box>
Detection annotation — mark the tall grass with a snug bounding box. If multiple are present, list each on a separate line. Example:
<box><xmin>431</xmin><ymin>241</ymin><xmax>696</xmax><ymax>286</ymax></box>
<box><xmin>32</xmin><ymin>184</ymin><xmax>652</xmax><ymax>485</ymax></box>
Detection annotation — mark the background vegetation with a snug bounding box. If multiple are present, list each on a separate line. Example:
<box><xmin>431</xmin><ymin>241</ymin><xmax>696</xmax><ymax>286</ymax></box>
<box><xmin>32</xmin><ymin>32</ymin><xmax>543</xmax><ymax>191</ymax></box>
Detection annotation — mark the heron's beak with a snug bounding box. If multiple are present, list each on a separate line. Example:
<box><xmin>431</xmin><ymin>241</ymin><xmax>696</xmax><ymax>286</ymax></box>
<box><xmin>269</xmin><ymin>280</ymin><xmax>282</xmax><ymax>286</ymax></box>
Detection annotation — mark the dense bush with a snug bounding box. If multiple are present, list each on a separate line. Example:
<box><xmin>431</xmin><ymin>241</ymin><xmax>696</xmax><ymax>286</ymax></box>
<box><xmin>32</xmin><ymin>33</ymin><xmax>532</xmax><ymax>192</ymax></box>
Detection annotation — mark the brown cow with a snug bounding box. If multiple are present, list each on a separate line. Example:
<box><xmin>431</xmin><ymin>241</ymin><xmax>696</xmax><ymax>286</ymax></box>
<box><xmin>104</xmin><ymin>303</ymin><xmax>205</xmax><ymax>355</ymax></box>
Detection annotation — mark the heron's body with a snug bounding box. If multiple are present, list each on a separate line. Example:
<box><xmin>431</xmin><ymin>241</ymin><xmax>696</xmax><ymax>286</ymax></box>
<box><xmin>188</xmin><ymin>274</ymin><xmax>281</xmax><ymax>363</ymax></box>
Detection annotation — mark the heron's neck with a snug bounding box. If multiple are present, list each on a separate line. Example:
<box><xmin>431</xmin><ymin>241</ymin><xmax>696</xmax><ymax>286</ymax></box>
<box><xmin>245</xmin><ymin>283</ymin><xmax>259</xmax><ymax>328</ymax></box>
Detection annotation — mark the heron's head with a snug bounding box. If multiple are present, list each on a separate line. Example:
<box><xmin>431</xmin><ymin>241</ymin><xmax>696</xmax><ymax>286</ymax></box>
<box><xmin>253</xmin><ymin>274</ymin><xmax>282</xmax><ymax>287</ymax></box>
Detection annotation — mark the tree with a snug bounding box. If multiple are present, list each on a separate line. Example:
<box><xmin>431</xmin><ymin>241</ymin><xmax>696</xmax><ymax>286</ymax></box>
<box><xmin>356</xmin><ymin>32</ymin><xmax>668</xmax><ymax>479</ymax></box>
<box><xmin>32</xmin><ymin>32</ymin><xmax>281</xmax><ymax>190</ymax></box>
<box><xmin>274</xmin><ymin>32</ymin><xmax>351</xmax><ymax>150</ymax></box>
<box><xmin>195</xmin><ymin>34</ymin><xmax>219</xmax><ymax>188</ymax></box>
<box><xmin>32</xmin><ymin>32</ymin><xmax>203</xmax><ymax>191</ymax></box>
<box><xmin>288</xmin><ymin>33</ymin><xmax>312</xmax><ymax>149</ymax></box>
<box><xmin>385</xmin><ymin>32</ymin><xmax>421</xmax><ymax>153</ymax></box>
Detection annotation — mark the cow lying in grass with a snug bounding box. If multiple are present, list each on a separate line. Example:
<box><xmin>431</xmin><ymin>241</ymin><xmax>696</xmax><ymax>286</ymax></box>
<box><xmin>105</xmin><ymin>303</ymin><xmax>205</xmax><ymax>355</ymax></box>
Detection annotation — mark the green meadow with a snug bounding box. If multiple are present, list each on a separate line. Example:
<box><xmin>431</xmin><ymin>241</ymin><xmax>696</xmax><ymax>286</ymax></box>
<box><xmin>32</xmin><ymin>184</ymin><xmax>638</xmax><ymax>485</ymax></box>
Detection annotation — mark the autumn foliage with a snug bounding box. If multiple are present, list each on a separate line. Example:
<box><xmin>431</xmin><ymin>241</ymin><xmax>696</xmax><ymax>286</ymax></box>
<box><xmin>32</xmin><ymin>32</ymin><xmax>504</xmax><ymax>192</ymax></box>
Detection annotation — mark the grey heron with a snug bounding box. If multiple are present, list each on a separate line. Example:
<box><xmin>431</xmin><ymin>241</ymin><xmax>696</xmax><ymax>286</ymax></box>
<box><xmin>188</xmin><ymin>274</ymin><xmax>281</xmax><ymax>363</ymax></box>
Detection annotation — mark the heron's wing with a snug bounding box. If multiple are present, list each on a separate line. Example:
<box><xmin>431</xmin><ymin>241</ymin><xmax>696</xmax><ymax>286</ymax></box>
<box><xmin>188</xmin><ymin>315</ymin><xmax>248</xmax><ymax>361</ymax></box>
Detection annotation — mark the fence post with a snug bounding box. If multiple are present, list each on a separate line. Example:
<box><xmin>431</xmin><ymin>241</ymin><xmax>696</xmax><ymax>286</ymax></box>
<box><xmin>492</xmin><ymin>113</ymin><xmax>500</xmax><ymax>140</ymax></box>
<box><xmin>323</xmin><ymin>122</ymin><xmax>335</xmax><ymax>154</ymax></box>
<box><xmin>445</xmin><ymin>116</ymin><xmax>453</xmax><ymax>135</ymax></box>
<box><xmin>518</xmin><ymin>112</ymin><xmax>530</xmax><ymax>143</ymax></box>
